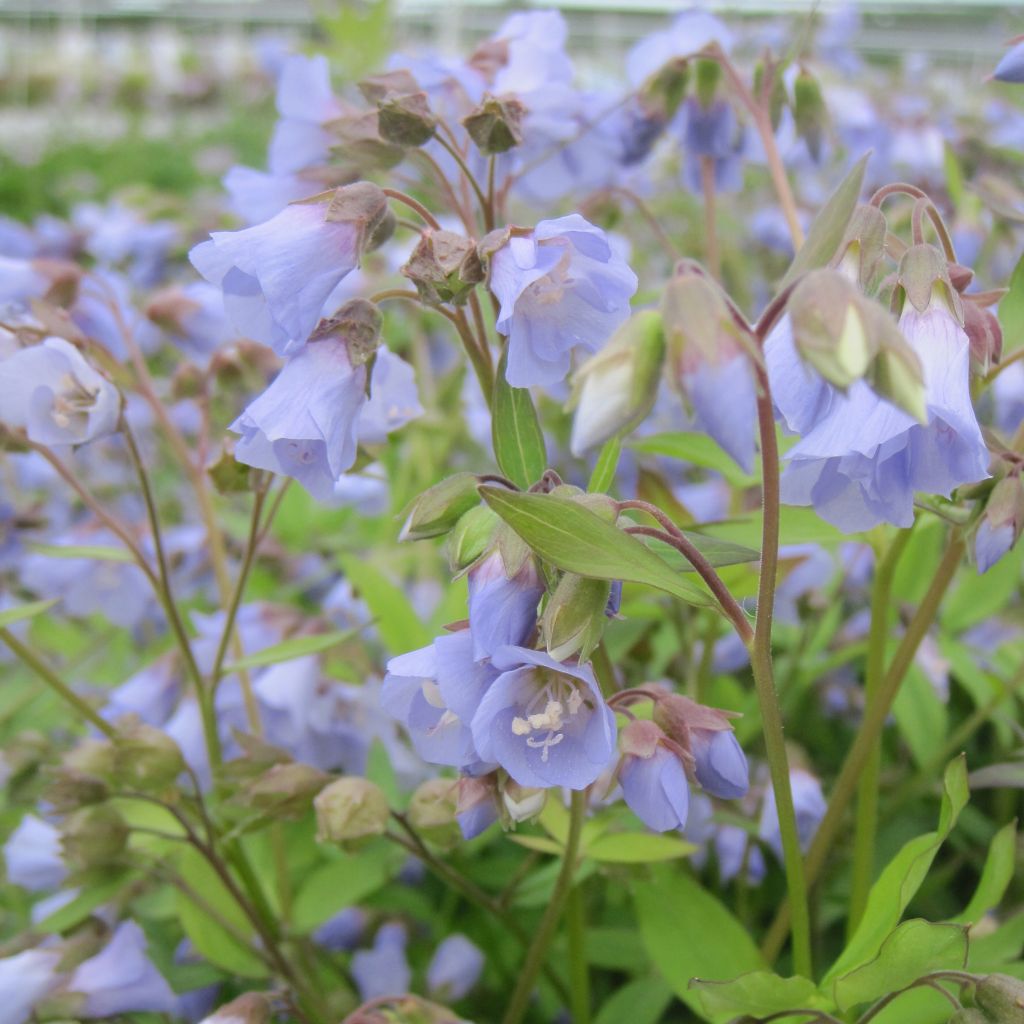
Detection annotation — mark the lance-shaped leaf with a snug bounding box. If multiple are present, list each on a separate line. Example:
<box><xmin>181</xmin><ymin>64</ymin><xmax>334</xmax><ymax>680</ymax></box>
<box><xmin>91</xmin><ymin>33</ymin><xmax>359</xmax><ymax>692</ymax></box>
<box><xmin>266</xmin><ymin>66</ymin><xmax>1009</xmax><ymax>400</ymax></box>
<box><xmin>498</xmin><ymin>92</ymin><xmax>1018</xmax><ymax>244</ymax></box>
<box><xmin>479</xmin><ymin>487</ymin><xmax>712</xmax><ymax>607</ymax></box>
<box><xmin>692</xmin><ymin>970</ymin><xmax>825</xmax><ymax>1021</ymax></box>
<box><xmin>492</xmin><ymin>345</ymin><xmax>547</xmax><ymax>489</ymax></box>
<box><xmin>780</xmin><ymin>152</ymin><xmax>870</xmax><ymax>289</ymax></box>
<box><xmin>0</xmin><ymin>598</ymin><xmax>58</xmax><ymax>629</ymax></box>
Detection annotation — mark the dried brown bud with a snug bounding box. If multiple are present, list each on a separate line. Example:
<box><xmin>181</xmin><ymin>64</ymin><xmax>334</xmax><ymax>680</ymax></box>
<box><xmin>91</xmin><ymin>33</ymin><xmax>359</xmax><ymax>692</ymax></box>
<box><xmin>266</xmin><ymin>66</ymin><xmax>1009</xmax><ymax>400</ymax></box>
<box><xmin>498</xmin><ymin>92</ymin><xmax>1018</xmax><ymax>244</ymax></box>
<box><xmin>401</xmin><ymin>230</ymin><xmax>484</xmax><ymax>306</ymax></box>
<box><xmin>463</xmin><ymin>94</ymin><xmax>525</xmax><ymax>155</ymax></box>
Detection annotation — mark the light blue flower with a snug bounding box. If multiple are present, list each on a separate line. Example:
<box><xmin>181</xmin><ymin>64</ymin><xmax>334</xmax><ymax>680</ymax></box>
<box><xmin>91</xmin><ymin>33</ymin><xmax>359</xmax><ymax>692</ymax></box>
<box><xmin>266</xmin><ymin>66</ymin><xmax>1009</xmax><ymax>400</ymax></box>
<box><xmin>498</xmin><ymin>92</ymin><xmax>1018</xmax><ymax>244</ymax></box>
<box><xmin>2</xmin><ymin>814</ymin><xmax>67</xmax><ymax>892</ymax></box>
<box><xmin>779</xmin><ymin>305</ymin><xmax>989</xmax><ymax>532</ymax></box>
<box><xmin>268</xmin><ymin>54</ymin><xmax>343</xmax><ymax>175</ymax></box>
<box><xmin>230</xmin><ymin>339</ymin><xmax>420</xmax><ymax>502</ymax></box>
<box><xmin>69</xmin><ymin>920</ymin><xmax>178</xmax><ymax>1018</ymax></box>
<box><xmin>190</xmin><ymin>198</ymin><xmax>361</xmax><ymax>356</ymax></box>
<box><xmin>427</xmin><ymin>933</ymin><xmax>485</xmax><ymax>1001</ymax></box>
<box><xmin>0</xmin><ymin>337</ymin><xmax>119</xmax><ymax>446</ymax></box>
<box><xmin>690</xmin><ymin>728</ymin><xmax>749</xmax><ymax>800</ymax></box>
<box><xmin>491</xmin><ymin>215</ymin><xmax>638</xmax><ymax>388</ymax></box>
<box><xmin>351</xmin><ymin>923</ymin><xmax>411</xmax><ymax>1001</ymax></box>
<box><xmin>759</xmin><ymin>768</ymin><xmax>827</xmax><ymax>860</ymax></box>
<box><xmin>470</xmin><ymin>646</ymin><xmax>615</xmax><ymax>790</ymax></box>
<box><xmin>466</xmin><ymin>549</ymin><xmax>544</xmax><ymax>661</ymax></box>
<box><xmin>619</xmin><ymin>721</ymin><xmax>690</xmax><ymax>832</ymax></box>
<box><xmin>993</xmin><ymin>40</ymin><xmax>1024</xmax><ymax>84</ymax></box>
<box><xmin>0</xmin><ymin>948</ymin><xmax>62</xmax><ymax>1024</ymax></box>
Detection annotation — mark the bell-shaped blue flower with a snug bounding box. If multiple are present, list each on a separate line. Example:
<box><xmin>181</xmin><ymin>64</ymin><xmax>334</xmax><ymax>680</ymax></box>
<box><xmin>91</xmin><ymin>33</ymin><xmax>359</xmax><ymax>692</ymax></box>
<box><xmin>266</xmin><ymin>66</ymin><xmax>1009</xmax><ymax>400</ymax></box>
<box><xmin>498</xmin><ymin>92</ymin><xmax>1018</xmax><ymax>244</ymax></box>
<box><xmin>618</xmin><ymin>720</ymin><xmax>690</xmax><ymax>832</ymax></box>
<box><xmin>0</xmin><ymin>948</ymin><xmax>62</xmax><ymax>1024</ymax></box>
<box><xmin>190</xmin><ymin>198</ymin><xmax>361</xmax><ymax>356</ymax></box>
<box><xmin>758</xmin><ymin>768</ymin><xmax>827</xmax><ymax>860</ymax></box>
<box><xmin>780</xmin><ymin>303</ymin><xmax>989</xmax><ymax>532</ymax></box>
<box><xmin>491</xmin><ymin>215</ymin><xmax>638</xmax><ymax>388</ymax></box>
<box><xmin>351</xmin><ymin>923</ymin><xmax>411</xmax><ymax>1002</ymax></box>
<box><xmin>0</xmin><ymin>337</ymin><xmax>119</xmax><ymax>446</ymax></box>
<box><xmin>993</xmin><ymin>40</ymin><xmax>1024</xmax><ymax>84</ymax></box>
<box><xmin>2</xmin><ymin>814</ymin><xmax>67</xmax><ymax>892</ymax></box>
<box><xmin>470</xmin><ymin>646</ymin><xmax>616</xmax><ymax>790</ymax></box>
<box><xmin>427</xmin><ymin>933</ymin><xmax>485</xmax><ymax>1001</ymax></box>
<box><xmin>466</xmin><ymin>549</ymin><xmax>544</xmax><ymax>661</ymax></box>
<box><xmin>690</xmin><ymin>727</ymin><xmax>749</xmax><ymax>800</ymax></box>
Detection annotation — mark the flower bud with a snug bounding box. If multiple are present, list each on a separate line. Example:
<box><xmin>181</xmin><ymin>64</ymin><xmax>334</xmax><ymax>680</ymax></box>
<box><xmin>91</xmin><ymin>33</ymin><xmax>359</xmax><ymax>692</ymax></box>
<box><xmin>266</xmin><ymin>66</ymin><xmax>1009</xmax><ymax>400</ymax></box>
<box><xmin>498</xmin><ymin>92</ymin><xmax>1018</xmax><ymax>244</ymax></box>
<box><xmin>447</xmin><ymin>505</ymin><xmax>498</xmax><ymax>573</ymax></box>
<box><xmin>313</xmin><ymin>298</ymin><xmax>383</xmax><ymax>366</ymax></box>
<box><xmin>753</xmin><ymin>61</ymin><xmax>788</xmax><ymax>132</ymax></box>
<box><xmin>963</xmin><ymin>301</ymin><xmax>1003</xmax><ymax>375</ymax></box>
<box><xmin>568</xmin><ymin>310</ymin><xmax>665</xmax><ymax>456</ymax></box>
<box><xmin>788</xmin><ymin>270</ymin><xmax>876</xmax><ymax>389</ymax></box>
<box><xmin>500</xmin><ymin>779</ymin><xmax>546</xmax><ymax>824</ymax></box>
<box><xmin>324</xmin><ymin>181</ymin><xmax>395</xmax><ymax>255</ymax></box>
<box><xmin>171</xmin><ymin>363</ymin><xmax>205</xmax><ymax>402</ymax></box>
<box><xmin>376</xmin><ymin>91</ymin><xmax>437</xmax><ymax>148</ymax></box>
<box><xmin>401</xmin><ymin>230</ymin><xmax>484</xmax><ymax>306</ymax></box>
<box><xmin>400</xmin><ymin>473</ymin><xmax>481</xmax><ymax>542</ymax></box>
<box><xmin>976</xmin><ymin>974</ymin><xmax>1024</xmax><ymax>1022</ymax></box>
<box><xmin>833</xmin><ymin>205</ymin><xmax>888</xmax><ymax>288</ymax></box>
<box><xmin>331</xmin><ymin>109</ymin><xmax>406</xmax><ymax>171</ymax></box>
<box><xmin>975</xmin><ymin>475</ymin><xmax>1024</xmax><ymax>574</ymax></box>
<box><xmin>541</xmin><ymin>572</ymin><xmax>612</xmax><ymax>662</ymax></box>
<box><xmin>243</xmin><ymin>763</ymin><xmax>331</xmax><ymax>818</ymax></box>
<box><xmin>462</xmin><ymin>94</ymin><xmax>525</xmax><ymax>155</ymax></box>
<box><xmin>111</xmin><ymin>721</ymin><xmax>185</xmax><ymax>791</ymax></box>
<box><xmin>865</xmin><ymin>301</ymin><xmax>928</xmax><ymax>423</ymax></box>
<box><xmin>314</xmin><ymin>777</ymin><xmax>390</xmax><ymax>844</ymax></box>
<box><xmin>638</xmin><ymin>57</ymin><xmax>690</xmax><ymax>122</ymax></box>
<box><xmin>61</xmin><ymin>804</ymin><xmax>129</xmax><ymax>870</ymax></box>
<box><xmin>793</xmin><ymin>69</ymin><xmax>828</xmax><ymax>162</ymax></box>
<box><xmin>694</xmin><ymin>58</ymin><xmax>721</xmax><ymax>108</ymax></box>
<box><xmin>408</xmin><ymin>778</ymin><xmax>460</xmax><ymax>849</ymax></box>
<box><xmin>455</xmin><ymin>774</ymin><xmax>500</xmax><ymax>840</ymax></box>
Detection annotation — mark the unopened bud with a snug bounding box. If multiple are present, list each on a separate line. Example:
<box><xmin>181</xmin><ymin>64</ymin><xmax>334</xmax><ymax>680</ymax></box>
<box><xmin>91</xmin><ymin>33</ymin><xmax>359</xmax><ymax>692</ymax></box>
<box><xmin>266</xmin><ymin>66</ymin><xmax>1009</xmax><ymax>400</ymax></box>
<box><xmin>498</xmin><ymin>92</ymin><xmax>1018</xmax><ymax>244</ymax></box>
<box><xmin>793</xmin><ymin>69</ymin><xmax>827</xmax><ymax>162</ymax></box>
<box><xmin>447</xmin><ymin>504</ymin><xmax>498</xmax><ymax>572</ymax></box>
<box><xmin>401</xmin><ymin>473</ymin><xmax>481</xmax><ymax>542</ymax></box>
<box><xmin>569</xmin><ymin>310</ymin><xmax>665</xmax><ymax>456</ymax></box>
<box><xmin>788</xmin><ymin>270</ymin><xmax>875</xmax><ymax>388</ymax></box>
<box><xmin>62</xmin><ymin>804</ymin><xmax>128</xmax><ymax>869</ymax></box>
<box><xmin>314</xmin><ymin>777</ymin><xmax>390</xmax><ymax>844</ymax></box>
<box><xmin>407</xmin><ymin>778</ymin><xmax>460</xmax><ymax>849</ymax></box>
<box><xmin>864</xmin><ymin>300</ymin><xmax>927</xmax><ymax>422</ymax></box>
<box><xmin>694</xmin><ymin>58</ymin><xmax>721</xmax><ymax>108</ymax></box>
<box><xmin>171</xmin><ymin>363</ymin><xmax>205</xmax><ymax>401</ymax></box>
<box><xmin>111</xmin><ymin>720</ymin><xmax>185</xmax><ymax>791</ymax></box>
<box><xmin>463</xmin><ymin>94</ymin><xmax>525</xmax><ymax>155</ymax></box>
<box><xmin>753</xmin><ymin>61</ymin><xmax>788</xmax><ymax>133</ymax></box>
<box><xmin>501</xmin><ymin>780</ymin><xmax>546</xmax><ymax>824</ymax></box>
<box><xmin>330</xmin><ymin>109</ymin><xmax>406</xmax><ymax>171</ymax></box>
<box><xmin>975</xmin><ymin>475</ymin><xmax>1024</xmax><ymax>574</ymax></box>
<box><xmin>455</xmin><ymin>774</ymin><xmax>500</xmax><ymax>840</ymax></box>
<box><xmin>833</xmin><ymin>205</ymin><xmax>887</xmax><ymax>289</ymax></box>
<box><xmin>313</xmin><ymin>298</ymin><xmax>383</xmax><ymax>366</ymax></box>
<box><xmin>963</xmin><ymin>301</ymin><xmax>1003</xmax><ymax>375</ymax></box>
<box><xmin>638</xmin><ymin>57</ymin><xmax>690</xmax><ymax>122</ymax></box>
<box><xmin>542</xmin><ymin>572</ymin><xmax>612</xmax><ymax>662</ymax></box>
<box><xmin>377</xmin><ymin>91</ymin><xmax>437</xmax><ymax>148</ymax></box>
<box><xmin>243</xmin><ymin>763</ymin><xmax>331</xmax><ymax>818</ymax></box>
<box><xmin>401</xmin><ymin>230</ymin><xmax>484</xmax><ymax>306</ymax></box>
<box><xmin>976</xmin><ymin>974</ymin><xmax>1024</xmax><ymax>1022</ymax></box>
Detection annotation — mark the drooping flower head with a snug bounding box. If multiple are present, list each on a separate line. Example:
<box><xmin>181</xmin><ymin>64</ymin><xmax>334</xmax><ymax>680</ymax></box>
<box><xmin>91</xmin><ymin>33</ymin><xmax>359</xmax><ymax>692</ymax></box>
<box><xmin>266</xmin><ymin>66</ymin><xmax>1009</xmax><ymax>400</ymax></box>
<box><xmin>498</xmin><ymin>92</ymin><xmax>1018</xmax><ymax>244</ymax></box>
<box><xmin>427</xmin><ymin>933</ymin><xmax>486</xmax><ymax>1002</ymax></box>
<box><xmin>618</xmin><ymin>719</ymin><xmax>690</xmax><ymax>832</ymax></box>
<box><xmin>489</xmin><ymin>215</ymin><xmax>638</xmax><ymax>388</ymax></box>
<box><xmin>758</xmin><ymin>767</ymin><xmax>827</xmax><ymax>860</ymax></box>
<box><xmin>0</xmin><ymin>337</ymin><xmax>119</xmax><ymax>446</ymax></box>
<box><xmin>466</xmin><ymin>547</ymin><xmax>544</xmax><ymax>661</ymax></box>
<box><xmin>470</xmin><ymin>646</ymin><xmax>616</xmax><ymax>790</ymax></box>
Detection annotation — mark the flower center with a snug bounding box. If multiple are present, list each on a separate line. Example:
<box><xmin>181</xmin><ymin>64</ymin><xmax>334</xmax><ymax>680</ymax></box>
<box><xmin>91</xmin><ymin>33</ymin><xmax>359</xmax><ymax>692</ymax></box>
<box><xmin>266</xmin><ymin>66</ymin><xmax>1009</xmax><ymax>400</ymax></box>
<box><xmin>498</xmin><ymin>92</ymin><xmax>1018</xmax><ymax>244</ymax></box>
<box><xmin>51</xmin><ymin>372</ymin><xmax>99</xmax><ymax>429</ymax></box>
<box><xmin>510</xmin><ymin>680</ymin><xmax>585</xmax><ymax>762</ymax></box>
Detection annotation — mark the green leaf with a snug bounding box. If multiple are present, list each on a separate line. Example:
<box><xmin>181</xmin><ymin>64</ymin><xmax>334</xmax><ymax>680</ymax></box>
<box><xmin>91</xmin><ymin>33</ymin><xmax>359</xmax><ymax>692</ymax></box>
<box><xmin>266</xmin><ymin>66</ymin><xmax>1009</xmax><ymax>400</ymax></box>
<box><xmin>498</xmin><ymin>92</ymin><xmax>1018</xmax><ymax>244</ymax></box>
<box><xmin>175</xmin><ymin>846</ymin><xmax>267</xmax><ymax>979</ymax></box>
<box><xmin>692</xmin><ymin>970</ymin><xmax>824</xmax><ymax>1020</ymax></box>
<box><xmin>641</xmin><ymin>528</ymin><xmax>760</xmax><ymax>570</ymax></box>
<box><xmin>999</xmin><ymin>252</ymin><xmax>1024</xmax><ymax>355</ymax></box>
<box><xmin>508</xmin><ymin>834</ymin><xmax>564</xmax><ymax>856</ymax></box>
<box><xmin>222</xmin><ymin>627</ymin><xmax>361</xmax><ymax>673</ymax></box>
<box><xmin>479</xmin><ymin>488</ymin><xmax>712</xmax><ymax>608</ymax></box>
<box><xmin>26</xmin><ymin>542</ymin><xmax>135</xmax><ymax>563</ymax></box>
<box><xmin>955</xmin><ymin>820</ymin><xmax>1017</xmax><ymax>925</ymax></box>
<box><xmin>0</xmin><ymin>598</ymin><xmax>58</xmax><ymax>629</ymax></box>
<box><xmin>832</xmin><ymin>919</ymin><xmax>969</xmax><ymax>1012</ymax></box>
<box><xmin>34</xmin><ymin>872</ymin><xmax>137</xmax><ymax>933</ymax></box>
<box><xmin>633</xmin><ymin>865</ymin><xmax>763</xmax><ymax>1018</ymax></box>
<box><xmin>292</xmin><ymin>846</ymin><xmax>398</xmax><ymax>931</ymax></box>
<box><xmin>587</xmin><ymin>832</ymin><xmax>695</xmax><ymax>863</ymax></box>
<box><xmin>493</xmin><ymin>346</ymin><xmax>547</xmax><ymax>488</ymax></box>
<box><xmin>780</xmin><ymin>153</ymin><xmax>870</xmax><ymax>289</ymax></box>
<box><xmin>630</xmin><ymin>432</ymin><xmax>757</xmax><ymax>488</ymax></box>
<box><xmin>823</xmin><ymin>756</ymin><xmax>969</xmax><ymax>984</ymax></box>
<box><xmin>892</xmin><ymin>666</ymin><xmax>947</xmax><ymax>769</ymax></box>
<box><xmin>594</xmin><ymin>977</ymin><xmax>673</xmax><ymax>1024</ymax></box>
<box><xmin>588</xmin><ymin>435</ymin><xmax>623</xmax><ymax>493</ymax></box>
<box><xmin>337</xmin><ymin>555</ymin><xmax>431</xmax><ymax>653</ymax></box>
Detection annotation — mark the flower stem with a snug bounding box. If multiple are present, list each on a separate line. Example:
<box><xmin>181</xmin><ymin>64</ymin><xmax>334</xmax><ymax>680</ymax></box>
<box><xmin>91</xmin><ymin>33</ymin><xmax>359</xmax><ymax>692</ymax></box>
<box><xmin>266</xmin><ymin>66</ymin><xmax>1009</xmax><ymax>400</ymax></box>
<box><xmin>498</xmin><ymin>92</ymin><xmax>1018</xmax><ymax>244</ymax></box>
<box><xmin>761</xmin><ymin>537</ymin><xmax>965</xmax><ymax>962</ymax></box>
<box><xmin>502</xmin><ymin>789</ymin><xmax>586</xmax><ymax>1024</ymax></box>
<box><xmin>701</xmin><ymin>155</ymin><xmax>721</xmax><ymax>279</ymax></box>
<box><xmin>566</xmin><ymin>881</ymin><xmax>590</xmax><ymax>1024</ymax></box>
<box><xmin>847</xmin><ymin>526</ymin><xmax>914</xmax><ymax>937</ymax></box>
<box><xmin>751</xmin><ymin>365</ymin><xmax>813</xmax><ymax>978</ymax></box>
<box><xmin>0</xmin><ymin>627</ymin><xmax>118</xmax><ymax>738</ymax></box>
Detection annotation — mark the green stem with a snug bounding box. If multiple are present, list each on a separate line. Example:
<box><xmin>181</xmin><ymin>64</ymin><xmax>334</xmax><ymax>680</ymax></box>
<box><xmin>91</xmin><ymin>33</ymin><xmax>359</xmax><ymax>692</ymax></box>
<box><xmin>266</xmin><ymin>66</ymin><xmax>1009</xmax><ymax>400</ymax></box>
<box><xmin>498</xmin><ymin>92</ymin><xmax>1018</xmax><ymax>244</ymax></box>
<box><xmin>0</xmin><ymin>627</ymin><xmax>118</xmax><ymax>739</ymax></box>
<box><xmin>434</xmin><ymin>129</ymin><xmax>491</xmax><ymax>231</ymax></box>
<box><xmin>502</xmin><ymin>790</ymin><xmax>586</xmax><ymax>1024</ymax></box>
<box><xmin>751</xmin><ymin>366</ymin><xmax>813</xmax><ymax>978</ymax></box>
<box><xmin>847</xmin><ymin>527</ymin><xmax>914</xmax><ymax>937</ymax></box>
<box><xmin>566</xmin><ymin>882</ymin><xmax>590</xmax><ymax>1024</ymax></box>
<box><xmin>701</xmin><ymin>155</ymin><xmax>721</xmax><ymax>279</ymax></box>
<box><xmin>762</xmin><ymin>538</ymin><xmax>965</xmax><ymax>962</ymax></box>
